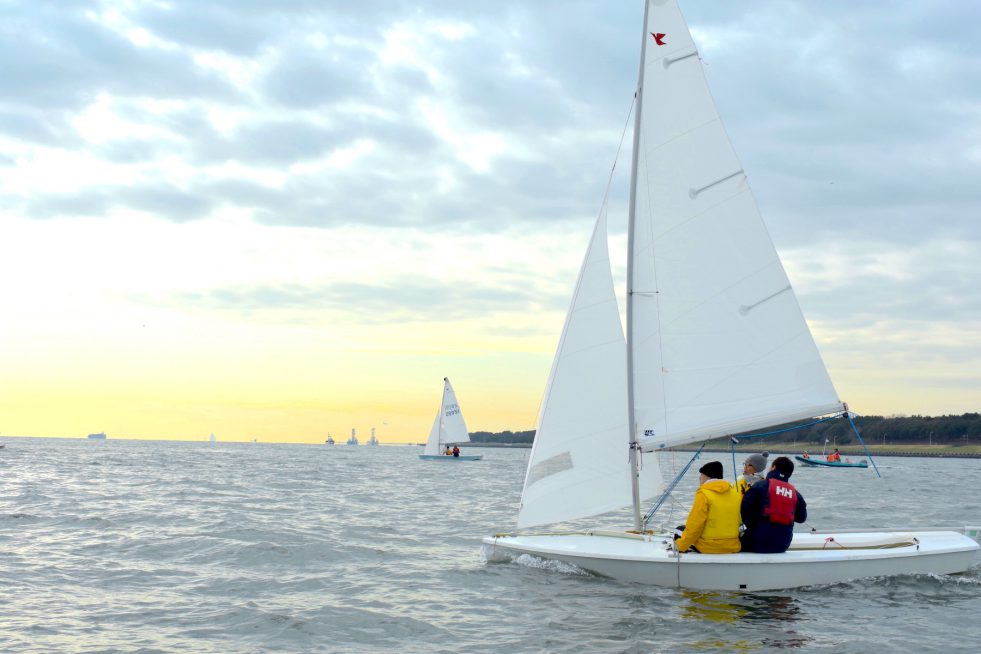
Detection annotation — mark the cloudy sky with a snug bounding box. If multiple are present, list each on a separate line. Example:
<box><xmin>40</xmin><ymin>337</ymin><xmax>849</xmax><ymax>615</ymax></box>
<box><xmin>1</xmin><ymin>0</ymin><xmax>979</xmax><ymax>443</ymax></box>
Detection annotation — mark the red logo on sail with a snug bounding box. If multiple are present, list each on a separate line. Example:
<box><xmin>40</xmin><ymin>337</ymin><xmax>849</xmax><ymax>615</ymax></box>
<box><xmin>651</xmin><ymin>32</ymin><xmax>667</xmax><ymax>46</ymax></box>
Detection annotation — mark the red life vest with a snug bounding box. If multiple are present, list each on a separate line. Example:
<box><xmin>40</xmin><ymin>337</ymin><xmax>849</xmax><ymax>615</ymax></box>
<box><xmin>763</xmin><ymin>479</ymin><xmax>797</xmax><ymax>526</ymax></box>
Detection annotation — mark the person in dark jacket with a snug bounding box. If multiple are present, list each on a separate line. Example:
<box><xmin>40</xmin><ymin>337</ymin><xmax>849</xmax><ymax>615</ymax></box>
<box><xmin>740</xmin><ymin>456</ymin><xmax>807</xmax><ymax>554</ymax></box>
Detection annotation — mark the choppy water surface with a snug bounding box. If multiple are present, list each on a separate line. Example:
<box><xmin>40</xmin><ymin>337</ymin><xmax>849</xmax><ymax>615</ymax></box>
<box><xmin>1</xmin><ymin>438</ymin><xmax>978</xmax><ymax>653</ymax></box>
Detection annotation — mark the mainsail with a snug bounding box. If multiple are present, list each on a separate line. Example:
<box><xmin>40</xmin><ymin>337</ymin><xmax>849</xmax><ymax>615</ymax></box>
<box><xmin>629</xmin><ymin>0</ymin><xmax>842</xmax><ymax>451</ymax></box>
<box><xmin>518</xmin><ymin>0</ymin><xmax>841</xmax><ymax>530</ymax></box>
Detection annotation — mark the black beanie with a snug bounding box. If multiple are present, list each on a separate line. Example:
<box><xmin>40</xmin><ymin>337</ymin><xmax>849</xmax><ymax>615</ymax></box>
<box><xmin>699</xmin><ymin>461</ymin><xmax>724</xmax><ymax>480</ymax></box>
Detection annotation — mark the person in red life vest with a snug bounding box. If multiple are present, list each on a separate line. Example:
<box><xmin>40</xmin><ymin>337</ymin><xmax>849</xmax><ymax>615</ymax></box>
<box><xmin>452</xmin><ymin>445</ymin><xmax>460</xmax><ymax>458</ymax></box>
<box><xmin>739</xmin><ymin>456</ymin><xmax>807</xmax><ymax>554</ymax></box>
<box><xmin>826</xmin><ymin>448</ymin><xmax>841</xmax><ymax>462</ymax></box>
<box><xmin>673</xmin><ymin>461</ymin><xmax>742</xmax><ymax>554</ymax></box>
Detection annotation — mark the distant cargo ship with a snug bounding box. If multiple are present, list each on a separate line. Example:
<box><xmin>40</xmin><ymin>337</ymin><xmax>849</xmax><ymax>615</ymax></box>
<box><xmin>87</xmin><ymin>432</ymin><xmax>107</xmax><ymax>440</ymax></box>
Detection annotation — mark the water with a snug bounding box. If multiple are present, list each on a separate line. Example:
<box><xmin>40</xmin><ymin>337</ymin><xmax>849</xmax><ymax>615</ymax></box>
<box><xmin>1</xmin><ymin>438</ymin><xmax>978</xmax><ymax>653</ymax></box>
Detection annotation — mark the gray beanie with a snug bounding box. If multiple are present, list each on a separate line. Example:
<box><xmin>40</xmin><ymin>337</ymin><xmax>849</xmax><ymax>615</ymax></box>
<box><xmin>744</xmin><ymin>452</ymin><xmax>769</xmax><ymax>473</ymax></box>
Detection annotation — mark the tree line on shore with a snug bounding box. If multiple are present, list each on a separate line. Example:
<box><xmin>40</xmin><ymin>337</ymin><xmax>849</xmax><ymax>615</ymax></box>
<box><xmin>471</xmin><ymin>413</ymin><xmax>981</xmax><ymax>446</ymax></box>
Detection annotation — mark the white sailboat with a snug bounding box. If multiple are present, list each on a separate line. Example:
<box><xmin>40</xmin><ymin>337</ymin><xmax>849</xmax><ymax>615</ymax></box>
<box><xmin>419</xmin><ymin>377</ymin><xmax>482</xmax><ymax>461</ymax></box>
<box><xmin>483</xmin><ymin>0</ymin><xmax>977</xmax><ymax>591</ymax></box>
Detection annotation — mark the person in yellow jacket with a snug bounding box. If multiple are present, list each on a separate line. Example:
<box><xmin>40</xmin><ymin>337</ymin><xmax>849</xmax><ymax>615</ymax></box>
<box><xmin>674</xmin><ymin>461</ymin><xmax>742</xmax><ymax>554</ymax></box>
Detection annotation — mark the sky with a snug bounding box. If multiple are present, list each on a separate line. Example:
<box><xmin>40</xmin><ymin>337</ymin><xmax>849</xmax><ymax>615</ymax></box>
<box><xmin>1</xmin><ymin>0</ymin><xmax>979</xmax><ymax>444</ymax></box>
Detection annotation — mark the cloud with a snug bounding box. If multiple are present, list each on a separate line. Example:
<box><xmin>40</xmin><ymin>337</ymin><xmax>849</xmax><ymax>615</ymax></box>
<box><xmin>170</xmin><ymin>277</ymin><xmax>555</xmax><ymax>324</ymax></box>
<box><xmin>0</xmin><ymin>0</ymin><xmax>642</xmax><ymax>231</ymax></box>
<box><xmin>0</xmin><ymin>2</ymin><xmax>241</xmax><ymax>113</ymax></box>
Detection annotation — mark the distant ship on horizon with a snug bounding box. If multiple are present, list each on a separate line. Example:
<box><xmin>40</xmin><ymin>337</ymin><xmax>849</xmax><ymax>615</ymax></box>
<box><xmin>87</xmin><ymin>432</ymin><xmax>107</xmax><ymax>440</ymax></box>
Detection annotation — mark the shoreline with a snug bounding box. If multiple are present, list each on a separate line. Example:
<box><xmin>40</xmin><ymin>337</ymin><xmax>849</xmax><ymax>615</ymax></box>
<box><xmin>467</xmin><ymin>443</ymin><xmax>981</xmax><ymax>458</ymax></box>
<box><xmin>670</xmin><ymin>445</ymin><xmax>981</xmax><ymax>459</ymax></box>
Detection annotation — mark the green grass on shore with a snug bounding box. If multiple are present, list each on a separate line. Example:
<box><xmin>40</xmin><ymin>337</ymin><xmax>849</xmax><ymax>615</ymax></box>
<box><xmin>697</xmin><ymin>441</ymin><xmax>981</xmax><ymax>457</ymax></box>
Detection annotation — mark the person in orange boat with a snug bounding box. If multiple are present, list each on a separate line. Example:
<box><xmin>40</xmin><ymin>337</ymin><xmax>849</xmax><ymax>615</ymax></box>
<box><xmin>827</xmin><ymin>448</ymin><xmax>841</xmax><ymax>462</ymax></box>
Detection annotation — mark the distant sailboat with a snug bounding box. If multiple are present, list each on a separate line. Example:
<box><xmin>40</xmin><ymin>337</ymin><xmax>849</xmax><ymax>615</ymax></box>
<box><xmin>325</xmin><ymin>433</ymin><xmax>335</xmax><ymax>445</ymax></box>
<box><xmin>482</xmin><ymin>0</ymin><xmax>977</xmax><ymax>590</ymax></box>
<box><xmin>209</xmin><ymin>433</ymin><xmax>217</xmax><ymax>443</ymax></box>
<box><xmin>419</xmin><ymin>377</ymin><xmax>482</xmax><ymax>461</ymax></box>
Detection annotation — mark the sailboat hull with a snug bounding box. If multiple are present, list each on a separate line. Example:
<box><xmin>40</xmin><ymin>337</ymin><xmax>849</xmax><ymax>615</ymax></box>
<box><xmin>418</xmin><ymin>454</ymin><xmax>483</xmax><ymax>461</ymax></box>
<box><xmin>482</xmin><ymin>530</ymin><xmax>978</xmax><ymax>591</ymax></box>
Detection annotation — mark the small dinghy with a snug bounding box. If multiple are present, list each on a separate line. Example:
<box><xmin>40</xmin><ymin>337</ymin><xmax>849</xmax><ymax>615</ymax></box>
<box><xmin>419</xmin><ymin>378</ymin><xmax>482</xmax><ymax>461</ymax></box>
<box><xmin>796</xmin><ymin>455</ymin><xmax>868</xmax><ymax>469</ymax></box>
<box><xmin>482</xmin><ymin>0</ymin><xmax>978</xmax><ymax>590</ymax></box>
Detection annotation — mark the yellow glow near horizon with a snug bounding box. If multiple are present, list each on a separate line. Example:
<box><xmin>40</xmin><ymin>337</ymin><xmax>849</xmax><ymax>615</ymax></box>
<box><xmin>2</xmin><ymin>212</ymin><xmax>977</xmax><ymax>444</ymax></box>
<box><xmin>0</xmin><ymin>213</ymin><xmax>570</xmax><ymax>443</ymax></box>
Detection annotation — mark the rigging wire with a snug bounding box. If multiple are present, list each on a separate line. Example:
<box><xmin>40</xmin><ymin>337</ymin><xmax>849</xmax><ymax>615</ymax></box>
<box><xmin>644</xmin><ymin>444</ymin><xmax>705</xmax><ymax>525</ymax></box>
<box><xmin>596</xmin><ymin>93</ymin><xmax>637</xmax><ymax>220</ymax></box>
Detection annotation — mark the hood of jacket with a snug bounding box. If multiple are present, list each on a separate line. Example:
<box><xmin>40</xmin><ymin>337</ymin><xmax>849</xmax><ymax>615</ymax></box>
<box><xmin>700</xmin><ymin>479</ymin><xmax>734</xmax><ymax>494</ymax></box>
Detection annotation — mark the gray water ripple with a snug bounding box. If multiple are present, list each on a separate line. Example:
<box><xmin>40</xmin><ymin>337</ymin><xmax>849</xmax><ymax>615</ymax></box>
<box><xmin>1</xmin><ymin>439</ymin><xmax>980</xmax><ymax>652</ymax></box>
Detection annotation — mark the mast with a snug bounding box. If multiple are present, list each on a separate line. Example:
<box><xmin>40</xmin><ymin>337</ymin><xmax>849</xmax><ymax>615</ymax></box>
<box><xmin>625</xmin><ymin>0</ymin><xmax>652</xmax><ymax>532</ymax></box>
<box><xmin>439</xmin><ymin>377</ymin><xmax>448</xmax><ymax>447</ymax></box>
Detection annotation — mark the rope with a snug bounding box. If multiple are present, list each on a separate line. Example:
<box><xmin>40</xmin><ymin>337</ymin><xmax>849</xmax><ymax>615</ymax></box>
<box><xmin>725</xmin><ymin>415</ymin><xmax>842</xmax><ymax>481</ymax></box>
<box><xmin>643</xmin><ymin>444</ymin><xmax>705</xmax><ymax>525</ymax></box>
<box><xmin>730</xmin><ymin>414</ymin><xmax>841</xmax><ymax>442</ymax></box>
<box><xmin>846</xmin><ymin>410</ymin><xmax>882</xmax><ymax>478</ymax></box>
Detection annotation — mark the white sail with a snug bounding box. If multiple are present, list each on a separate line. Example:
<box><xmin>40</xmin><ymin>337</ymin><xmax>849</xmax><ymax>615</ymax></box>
<box><xmin>630</xmin><ymin>0</ymin><xmax>842</xmax><ymax>451</ymax></box>
<box><xmin>483</xmin><ymin>0</ymin><xmax>978</xmax><ymax>591</ymax></box>
<box><xmin>423</xmin><ymin>377</ymin><xmax>471</xmax><ymax>456</ymax></box>
<box><xmin>423</xmin><ymin>411</ymin><xmax>443</xmax><ymax>456</ymax></box>
<box><xmin>518</xmin><ymin>211</ymin><xmax>662</xmax><ymax>529</ymax></box>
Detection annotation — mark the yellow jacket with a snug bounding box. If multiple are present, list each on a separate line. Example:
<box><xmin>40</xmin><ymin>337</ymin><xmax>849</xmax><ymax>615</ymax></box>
<box><xmin>735</xmin><ymin>473</ymin><xmax>763</xmax><ymax>495</ymax></box>
<box><xmin>676</xmin><ymin>479</ymin><xmax>742</xmax><ymax>554</ymax></box>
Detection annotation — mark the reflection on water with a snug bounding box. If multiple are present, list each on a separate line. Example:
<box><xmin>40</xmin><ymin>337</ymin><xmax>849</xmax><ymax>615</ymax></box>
<box><xmin>680</xmin><ymin>591</ymin><xmax>802</xmax><ymax>623</ymax></box>
<box><xmin>680</xmin><ymin>591</ymin><xmax>810</xmax><ymax>650</ymax></box>
<box><xmin>680</xmin><ymin>591</ymin><xmax>747</xmax><ymax>623</ymax></box>
<box><xmin>738</xmin><ymin>594</ymin><xmax>802</xmax><ymax>622</ymax></box>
